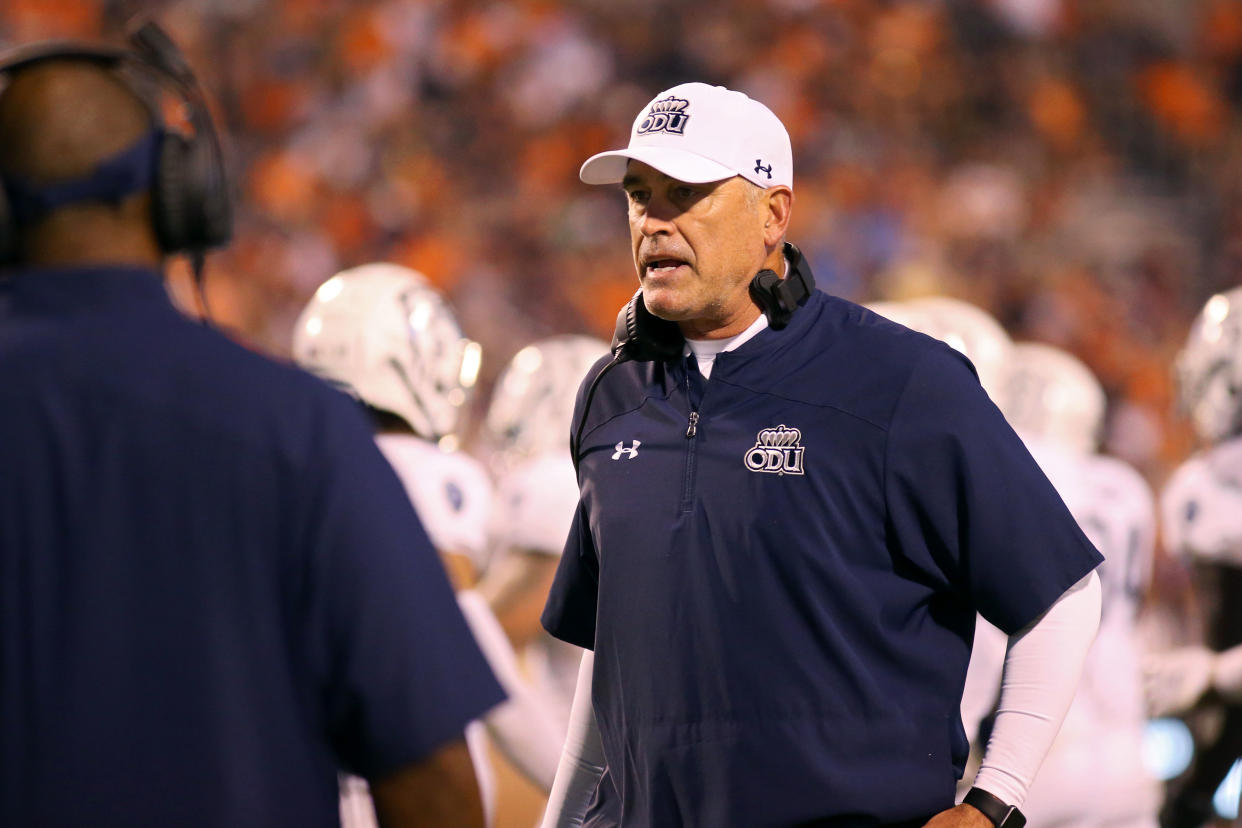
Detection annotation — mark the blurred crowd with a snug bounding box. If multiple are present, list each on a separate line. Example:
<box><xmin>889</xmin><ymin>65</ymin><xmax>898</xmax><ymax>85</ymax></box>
<box><xmin>2</xmin><ymin>0</ymin><xmax>1239</xmax><ymax>498</ymax></box>
<box><xmin>9</xmin><ymin>0</ymin><xmax>1242</xmax><ymax>824</ymax></box>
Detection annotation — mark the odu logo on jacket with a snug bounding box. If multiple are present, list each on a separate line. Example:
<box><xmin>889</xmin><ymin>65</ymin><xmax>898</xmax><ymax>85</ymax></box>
<box><xmin>744</xmin><ymin>425</ymin><xmax>805</xmax><ymax>475</ymax></box>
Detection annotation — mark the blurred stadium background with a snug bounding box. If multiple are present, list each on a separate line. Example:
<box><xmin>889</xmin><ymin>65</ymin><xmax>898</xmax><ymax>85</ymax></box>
<box><xmin>6</xmin><ymin>0</ymin><xmax>1242</xmax><ymax>823</ymax></box>
<box><xmin>6</xmin><ymin>0</ymin><xmax>1233</xmax><ymax>481</ymax></box>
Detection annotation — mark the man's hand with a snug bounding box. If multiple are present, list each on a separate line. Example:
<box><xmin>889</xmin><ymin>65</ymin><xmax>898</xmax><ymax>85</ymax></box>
<box><xmin>1142</xmin><ymin>646</ymin><xmax>1215</xmax><ymax>716</ymax></box>
<box><xmin>922</xmin><ymin>803</ymin><xmax>995</xmax><ymax>827</ymax></box>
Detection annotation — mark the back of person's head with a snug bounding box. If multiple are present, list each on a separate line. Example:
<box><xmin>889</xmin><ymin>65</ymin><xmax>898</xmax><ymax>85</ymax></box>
<box><xmin>0</xmin><ymin>21</ymin><xmax>231</xmax><ymax>270</ymax></box>
<box><xmin>1177</xmin><ymin>286</ymin><xmax>1242</xmax><ymax>445</ymax></box>
<box><xmin>292</xmin><ymin>262</ymin><xmax>483</xmax><ymax>445</ymax></box>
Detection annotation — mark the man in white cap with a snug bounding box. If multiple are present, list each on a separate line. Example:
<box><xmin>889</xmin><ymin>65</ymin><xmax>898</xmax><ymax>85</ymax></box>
<box><xmin>539</xmin><ymin>82</ymin><xmax>1105</xmax><ymax>828</ymax></box>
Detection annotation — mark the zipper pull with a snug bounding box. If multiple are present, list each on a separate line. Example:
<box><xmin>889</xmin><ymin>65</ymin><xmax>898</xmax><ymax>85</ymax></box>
<box><xmin>686</xmin><ymin>411</ymin><xmax>699</xmax><ymax>438</ymax></box>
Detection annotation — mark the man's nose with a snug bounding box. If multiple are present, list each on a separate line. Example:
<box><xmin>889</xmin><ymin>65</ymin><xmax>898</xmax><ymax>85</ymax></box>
<box><xmin>638</xmin><ymin>199</ymin><xmax>677</xmax><ymax>236</ymax></box>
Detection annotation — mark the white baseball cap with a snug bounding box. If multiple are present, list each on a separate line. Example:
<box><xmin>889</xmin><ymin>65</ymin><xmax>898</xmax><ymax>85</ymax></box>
<box><xmin>579</xmin><ymin>82</ymin><xmax>793</xmax><ymax>190</ymax></box>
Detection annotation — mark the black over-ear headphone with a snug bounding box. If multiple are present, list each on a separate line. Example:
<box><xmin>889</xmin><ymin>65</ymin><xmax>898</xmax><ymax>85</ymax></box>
<box><xmin>0</xmin><ymin>20</ymin><xmax>233</xmax><ymax>265</ymax></box>
<box><xmin>574</xmin><ymin>241</ymin><xmax>817</xmax><ymax>473</ymax></box>
<box><xmin>610</xmin><ymin>241</ymin><xmax>816</xmax><ymax>361</ymax></box>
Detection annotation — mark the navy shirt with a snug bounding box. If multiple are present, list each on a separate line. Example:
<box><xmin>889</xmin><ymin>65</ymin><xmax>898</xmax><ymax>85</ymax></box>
<box><xmin>543</xmin><ymin>290</ymin><xmax>1102</xmax><ymax>827</ymax></box>
<box><xmin>0</xmin><ymin>266</ymin><xmax>504</xmax><ymax>827</ymax></box>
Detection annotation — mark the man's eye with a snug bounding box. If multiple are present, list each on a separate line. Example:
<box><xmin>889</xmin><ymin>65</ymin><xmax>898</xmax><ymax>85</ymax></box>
<box><xmin>626</xmin><ymin>190</ymin><xmax>649</xmax><ymax>203</ymax></box>
<box><xmin>673</xmin><ymin>187</ymin><xmax>697</xmax><ymax>201</ymax></box>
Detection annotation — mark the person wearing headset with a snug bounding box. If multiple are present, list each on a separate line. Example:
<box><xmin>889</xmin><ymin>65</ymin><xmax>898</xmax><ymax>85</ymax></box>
<box><xmin>539</xmin><ymin>82</ymin><xmax>1104</xmax><ymax>828</ymax></box>
<box><xmin>0</xmin><ymin>24</ymin><xmax>501</xmax><ymax>828</ymax></box>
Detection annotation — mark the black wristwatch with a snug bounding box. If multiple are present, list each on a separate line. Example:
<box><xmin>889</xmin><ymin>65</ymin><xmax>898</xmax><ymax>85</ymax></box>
<box><xmin>963</xmin><ymin>787</ymin><xmax>1026</xmax><ymax>828</ymax></box>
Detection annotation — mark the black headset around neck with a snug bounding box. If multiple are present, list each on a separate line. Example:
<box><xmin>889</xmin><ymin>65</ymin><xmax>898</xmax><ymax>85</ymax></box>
<box><xmin>573</xmin><ymin>241</ymin><xmax>816</xmax><ymax>472</ymax></box>
<box><xmin>0</xmin><ymin>20</ymin><xmax>233</xmax><ymax>268</ymax></box>
<box><xmin>610</xmin><ymin>241</ymin><xmax>816</xmax><ymax>362</ymax></box>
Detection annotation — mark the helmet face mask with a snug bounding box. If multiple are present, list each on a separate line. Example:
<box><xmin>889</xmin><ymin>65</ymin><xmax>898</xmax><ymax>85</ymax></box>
<box><xmin>1000</xmin><ymin>343</ymin><xmax>1105</xmax><ymax>454</ymax></box>
<box><xmin>293</xmin><ymin>263</ymin><xmax>480</xmax><ymax>441</ymax></box>
<box><xmin>484</xmin><ymin>335</ymin><xmax>610</xmax><ymax>464</ymax></box>
<box><xmin>1177</xmin><ymin>288</ymin><xmax>1242</xmax><ymax>444</ymax></box>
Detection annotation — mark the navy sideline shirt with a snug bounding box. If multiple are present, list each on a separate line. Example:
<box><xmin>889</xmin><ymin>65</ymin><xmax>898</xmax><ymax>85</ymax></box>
<box><xmin>543</xmin><ymin>289</ymin><xmax>1102</xmax><ymax>827</ymax></box>
<box><xmin>0</xmin><ymin>266</ymin><xmax>504</xmax><ymax>827</ymax></box>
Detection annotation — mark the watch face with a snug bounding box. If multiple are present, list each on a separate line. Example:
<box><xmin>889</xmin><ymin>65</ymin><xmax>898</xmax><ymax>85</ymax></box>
<box><xmin>999</xmin><ymin>807</ymin><xmax>1026</xmax><ymax>828</ymax></box>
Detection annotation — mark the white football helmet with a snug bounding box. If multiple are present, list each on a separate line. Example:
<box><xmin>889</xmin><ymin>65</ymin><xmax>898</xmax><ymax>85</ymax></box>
<box><xmin>292</xmin><ymin>263</ymin><xmax>482</xmax><ymax>440</ymax></box>
<box><xmin>1176</xmin><ymin>287</ymin><xmax>1242</xmax><ymax>444</ymax></box>
<box><xmin>1000</xmin><ymin>342</ymin><xmax>1106</xmax><ymax>454</ymax></box>
<box><xmin>484</xmin><ymin>334</ymin><xmax>610</xmax><ymax>462</ymax></box>
<box><xmin>904</xmin><ymin>296</ymin><xmax>1013</xmax><ymax>399</ymax></box>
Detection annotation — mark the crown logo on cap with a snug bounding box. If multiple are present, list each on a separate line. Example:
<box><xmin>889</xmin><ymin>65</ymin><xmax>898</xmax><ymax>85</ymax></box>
<box><xmin>637</xmin><ymin>95</ymin><xmax>690</xmax><ymax>136</ymax></box>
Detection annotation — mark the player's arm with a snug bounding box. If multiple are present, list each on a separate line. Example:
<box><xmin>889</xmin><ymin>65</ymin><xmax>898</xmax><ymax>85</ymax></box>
<box><xmin>370</xmin><ymin>738</ymin><xmax>484</xmax><ymax>828</ymax></box>
<box><xmin>541</xmin><ymin>651</ymin><xmax>605</xmax><ymax>828</ymax></box>
<box><xmin>1144</xmin><ymin>641</ymin><xmax>1242</xmax><ymax>716</ymax></box>
<box><xmin>479</xmin><ymin>547</ymin><xmax>561</xmax><ymax>650</ymax></box>
<box><xmin>958</xmin><ymin>572</ymin><xmax>1102</xmax><ymax>817</ymax></box>
<box><xmin>457</xmin><ymin>589</ymin><xmax>564</xmax><ymax>791</ymax></box>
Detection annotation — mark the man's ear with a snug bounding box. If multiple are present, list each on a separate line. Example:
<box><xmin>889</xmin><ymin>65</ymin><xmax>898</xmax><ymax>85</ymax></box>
<box><xmin>762</xmin><ymin>186</ymin><xmax>792</xmax><ymax>248</ymax></box>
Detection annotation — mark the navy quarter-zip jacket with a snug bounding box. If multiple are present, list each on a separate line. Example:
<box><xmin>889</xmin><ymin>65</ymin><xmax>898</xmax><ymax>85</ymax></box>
<box><xmin>544</xmin><ymin>288</ymin><xmax>1101</xmax><ymax>827</ymax></box>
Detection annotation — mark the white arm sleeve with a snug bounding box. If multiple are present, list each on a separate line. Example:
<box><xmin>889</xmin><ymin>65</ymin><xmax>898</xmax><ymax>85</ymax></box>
<box><xmin>540</xmin><ymin>651</ymin><xmax>606</xmax><ymax>828</ymax></box>
<box><xmin>455</xmin><ymin>590</ymin><xmax>564</xmax><ymax>792</ymax></box>
<box><xmin>971</xmin><ymin>571</ymin><xmax>1101</xmax><ymax>806</ymax></box>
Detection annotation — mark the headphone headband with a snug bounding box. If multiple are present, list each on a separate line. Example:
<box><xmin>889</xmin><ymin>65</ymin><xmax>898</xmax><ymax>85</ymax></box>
<box><xmin>0</xmin><ymin>42</ymin><xmax>129</xmax><ymax>75</ymax></box>
<box><xmin>0</xmin><ymin>20</ymin><xmax>233</xmax><ymax>264</ymax></box>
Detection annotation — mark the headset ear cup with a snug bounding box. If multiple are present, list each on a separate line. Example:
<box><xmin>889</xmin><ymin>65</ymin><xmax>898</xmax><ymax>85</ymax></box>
<box><xmin>152</xmin><ymin>131</ymin><xmax>192</xmax><ymax>253</ymax></box>
<box><xmin>626</xmin><ymin>294</ymin><xmax>642</xmax><ymax>344</ymax></box>
<box><xmin>631</xmin><ymin>293</ymin><xmax>685</xmax><ymax>361</ymax></box>
<box><xmin>612</xmin><ymin>290</ymin><xmax>642</xmax><ymax>356</ymax></box>
<box><xmin>152</xmin><ymin>127</ymin><xmax>232</xmax><ymax>254</ymax></box>
<box><xmin>196</xmin><ymin>139</ymin><xmax>232</xmax><ymax>249</ymax></box>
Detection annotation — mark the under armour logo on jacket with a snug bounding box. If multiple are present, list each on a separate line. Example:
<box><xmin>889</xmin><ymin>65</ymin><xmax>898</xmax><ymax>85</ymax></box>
<box><xmin>612</xmin><ymin>440</ymin><xmax>641</xmax><ymax>460</ymax></box>
<box><xmin>754</xmin><ymin>160</ymin><xmax>772</xmax><ymax>179</ymax></box>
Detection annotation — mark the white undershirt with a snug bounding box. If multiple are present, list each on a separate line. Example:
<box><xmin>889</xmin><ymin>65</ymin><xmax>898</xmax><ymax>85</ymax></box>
<box><xmin>684</xmin><ymin>311</ymin><xmax>768</xmax><ymax>379</ymax></box>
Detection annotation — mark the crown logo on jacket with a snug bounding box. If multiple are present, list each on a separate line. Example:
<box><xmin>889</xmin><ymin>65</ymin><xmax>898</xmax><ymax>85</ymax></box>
<box><xmin>744</xmin><ymin>425</ymin><xmax>805</xmax><ymax>475</ymax></box>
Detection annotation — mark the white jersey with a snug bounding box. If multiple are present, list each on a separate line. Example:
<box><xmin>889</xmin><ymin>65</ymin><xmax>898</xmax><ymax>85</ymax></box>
<box><xmin>1027</xmin><ymin>446</ymin><xmax>1159</xmax><ymax>826</ymax></box>
<box><xmin>339</xmin><ymin>435</ymin><xmax>499</xmax><ymax>828</ymax></box>
<box><xmin>1161</xmin><ymin>437</ymin><xmax>1242</xmax><ymax>567</ymax></box>
<box><xmin>962</xmin><ymin>434</ymin><xmax>1159</xmax><ymax>826</ymax></box>
<box><xmin>376</xmin><ymin>433</ymin><xmax>493</xmax><ymax>574</ymax></box>
<box><xmin>490</xmin><ymin>451</ymin><xmax>584</xmax><ymax>729</ymax></box>
<box><xmin>490</xmin><ymin>451</ymin><xmax>580</xmax><ymax>556</ymax></box>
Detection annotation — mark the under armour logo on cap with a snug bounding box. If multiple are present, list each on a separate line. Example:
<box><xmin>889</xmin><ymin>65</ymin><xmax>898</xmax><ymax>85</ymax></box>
<box><xmin>754</xmin><ymin>160</ymin><xmax>773</xmax><ymax>179</ymax></box>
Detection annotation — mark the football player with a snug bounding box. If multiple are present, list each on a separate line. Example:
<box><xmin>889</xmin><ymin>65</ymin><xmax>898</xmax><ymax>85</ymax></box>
<box><xmin>1144</xmin><ymin>287</ymin><xmax>1242</xmax><ymax>828</ymax></box>
<box><xmin>294</xmin><ymin>264</ymin><xmax>563</xmax><ymax>827</ymax></box>
<box><xmin>477</xmin><ymin>334</ymin><xmax>611</xmax><ymax>734</ymax></box>
<box><xmin>1000</xmin><ymin>342</ymin><xmax>1159</xmax><ymax>828</ymax></box>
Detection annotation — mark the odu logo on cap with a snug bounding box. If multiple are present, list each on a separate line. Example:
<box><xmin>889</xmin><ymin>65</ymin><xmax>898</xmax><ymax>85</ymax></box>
<box><xmin>637</xmin><ymin>95</ymin><xmax>690</xmax><ymax>136</ymax></box>
<box><xmin>744</xmin><ymin>425</ymin><xmax>805</xmax><ymax>475</ymax></box>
